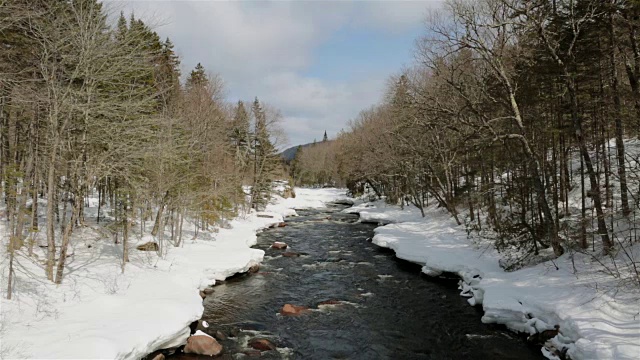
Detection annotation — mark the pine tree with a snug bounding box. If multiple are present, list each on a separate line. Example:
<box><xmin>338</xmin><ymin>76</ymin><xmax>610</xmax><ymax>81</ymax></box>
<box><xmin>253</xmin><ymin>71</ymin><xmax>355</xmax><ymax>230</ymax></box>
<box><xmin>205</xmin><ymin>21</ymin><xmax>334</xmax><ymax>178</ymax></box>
<box><xmin>230</xmin><ymin>100</ymin><xmax>251</xmax><ymax>166</ymax></box>
<box><xmin>186</xmin><ymin>63</ymin><xmax>207</xmax><ymax>90</ymax></box>
<box><xmin>250</xmin><ymin>97</ymin><xmax>279</xmax><ymax>210</ymax></box>
<box><xmin>290</xmin><ymin>145</ymin><xmax>304</xmax><ymax>184</ymax></box>
<box><xmin>115</xmin><ymin>11</ymin><xmax>127</xmax><ymax>41</ymax></box>
<box><xmin>323</xmin><ymin>131</ymin><xmax>328</xmax><ymax>142</ymax></box>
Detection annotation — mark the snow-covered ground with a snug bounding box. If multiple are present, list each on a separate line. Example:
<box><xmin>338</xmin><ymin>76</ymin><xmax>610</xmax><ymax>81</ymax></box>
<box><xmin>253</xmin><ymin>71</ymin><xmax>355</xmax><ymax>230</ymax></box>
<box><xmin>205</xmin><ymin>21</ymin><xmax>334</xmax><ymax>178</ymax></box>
<box><xmin>0</xmin><ymin>187</ymin><xmax>347</xmax><ymax>359</ymax></box>
<box><xmin>346</xmin><ymin>201</ymin><xmax>640</xmax><ymax>360</ymax></box>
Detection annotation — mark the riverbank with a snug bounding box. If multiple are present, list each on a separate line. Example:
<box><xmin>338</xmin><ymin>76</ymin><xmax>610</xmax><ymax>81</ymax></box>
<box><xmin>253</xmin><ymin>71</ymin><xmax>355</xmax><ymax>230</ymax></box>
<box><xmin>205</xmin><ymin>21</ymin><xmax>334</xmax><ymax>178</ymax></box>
<box><xmin>0</xmin><ymin>188</ymin><xmax>348</xmax><ymax>359</ymax></box>
<box><xmin>345</xmin><ymin>201</ymin><xmax>640</xmax><ymax>360</ymax></box>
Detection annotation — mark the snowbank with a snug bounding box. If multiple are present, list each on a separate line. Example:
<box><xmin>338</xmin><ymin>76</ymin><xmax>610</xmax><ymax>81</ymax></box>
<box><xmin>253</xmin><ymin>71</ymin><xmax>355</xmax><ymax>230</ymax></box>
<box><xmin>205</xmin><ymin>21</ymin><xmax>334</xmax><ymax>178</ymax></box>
<box><xmin>347</xmin><ymin>202</ymin><xmax>640</xmax><ymax>360</ymax></box>
<box><xmin>344</xmin><ymin>199</ymin><xmax>424</xmax><ymax>224</ymax></box>
<box><xmin>0</xmin><ymin>188</ymin><xmax>348</xmax><ymax>359</ymax></box>
<box><xmin>268</xmin><ymin>187</ymin><xmax>349</xmax><ymax>216</ymax></box>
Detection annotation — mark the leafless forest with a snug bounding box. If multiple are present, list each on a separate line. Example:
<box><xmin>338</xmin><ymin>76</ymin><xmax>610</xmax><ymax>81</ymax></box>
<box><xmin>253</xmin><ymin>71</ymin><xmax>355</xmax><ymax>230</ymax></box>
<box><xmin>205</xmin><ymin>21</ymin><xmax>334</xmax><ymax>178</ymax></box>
<box><xmin>292</xmin><ymin>0</ymin><xmax>640</xmax><ymax>281</ymax></box>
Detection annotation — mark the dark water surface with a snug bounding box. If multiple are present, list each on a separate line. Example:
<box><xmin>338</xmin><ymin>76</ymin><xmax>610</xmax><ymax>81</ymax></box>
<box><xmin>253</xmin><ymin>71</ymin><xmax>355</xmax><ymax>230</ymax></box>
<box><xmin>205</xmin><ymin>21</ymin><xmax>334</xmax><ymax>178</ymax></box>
<box><xmin>171</xmin><ymin>205</ymin><xmax>543</xmax><ymax>359</ymax></box>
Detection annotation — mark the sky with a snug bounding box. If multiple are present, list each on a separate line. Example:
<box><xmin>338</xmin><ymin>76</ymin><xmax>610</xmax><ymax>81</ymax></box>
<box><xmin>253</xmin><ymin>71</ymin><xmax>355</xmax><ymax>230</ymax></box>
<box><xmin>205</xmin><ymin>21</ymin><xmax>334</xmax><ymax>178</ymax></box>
<box><xmin>105</xmin><ymin>0</ymin><xmax>442</xmax><ymax>148</ymax></box>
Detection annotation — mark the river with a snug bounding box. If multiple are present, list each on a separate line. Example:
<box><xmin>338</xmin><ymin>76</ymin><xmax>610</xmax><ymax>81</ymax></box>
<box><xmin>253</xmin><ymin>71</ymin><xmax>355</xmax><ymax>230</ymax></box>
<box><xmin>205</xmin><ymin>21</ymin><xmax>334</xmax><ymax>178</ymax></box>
<box><xmin>168</xmin><ymin>204</ymin><xmax>543</xmax><ymax>359</ymax></box>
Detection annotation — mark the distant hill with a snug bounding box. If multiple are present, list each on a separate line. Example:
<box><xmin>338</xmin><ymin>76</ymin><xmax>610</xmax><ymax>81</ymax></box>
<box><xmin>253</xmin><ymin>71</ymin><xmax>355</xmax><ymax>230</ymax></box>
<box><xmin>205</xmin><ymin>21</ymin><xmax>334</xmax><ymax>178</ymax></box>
<box><xmin>280</xmin><ymin>142</ymin><xmax>314</xmax><ymax>162</ymax></box>
<box><xmin>280</xmin><ymin>140</ymin><xmax>334</xmax><ymax>162</ymax></box>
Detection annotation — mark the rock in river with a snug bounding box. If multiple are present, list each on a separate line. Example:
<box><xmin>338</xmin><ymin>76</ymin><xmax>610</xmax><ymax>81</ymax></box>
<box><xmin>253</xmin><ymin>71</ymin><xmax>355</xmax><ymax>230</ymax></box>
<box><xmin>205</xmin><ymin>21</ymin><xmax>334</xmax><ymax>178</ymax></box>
<box><xmin>248</xmin><ymin>338</ymin><xmax>277</xmax><ymax>351</ymax></box>
<box><xmin>183</xmin><ymin>333</ymin><xmax>222</xmax><ymax>356</ymax></box>
<box><xmin>280</xmin><ymin>303</ymin><xmax>310</xmax><ymax>316</ymax></box>
<box><xmin>271</xmin><ymin>241</ymin><xmax>288</xmax><ymax>249</ymax></box>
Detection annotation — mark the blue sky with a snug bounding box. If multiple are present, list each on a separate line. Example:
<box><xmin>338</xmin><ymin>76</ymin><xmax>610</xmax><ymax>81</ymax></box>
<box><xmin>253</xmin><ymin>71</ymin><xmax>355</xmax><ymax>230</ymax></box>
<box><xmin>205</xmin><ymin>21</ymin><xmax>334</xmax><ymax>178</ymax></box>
<box><xmin>304</xmin><ymin>25</ymin><xmax>420</xmax><ymax>82</ymax></box>
<box><xmin>106</xmin><ymin>1</ymin><xmax>441</xmax><ymax>147</ymax></box>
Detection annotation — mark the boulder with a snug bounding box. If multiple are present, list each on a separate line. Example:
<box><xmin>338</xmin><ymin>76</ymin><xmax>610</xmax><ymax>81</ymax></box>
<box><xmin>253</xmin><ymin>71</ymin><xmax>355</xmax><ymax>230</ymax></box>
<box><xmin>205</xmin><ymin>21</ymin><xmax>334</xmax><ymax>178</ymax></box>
<box><xmin>248</xmin><ymin>264</ymin><xmax>260</xmax><ymax>273</ymax></box>
<box><xmin>282</xmin><ymin>251</ymin><xmax>299</xmax><ymax>257</ymax></box>
<box><xmin>248</xmin><ymin>338</ymin><xmax>277</xmax><ymax>351</ymax></box>
<box><xmin>151</xmin><ymin>354</ymin><xmax>165</xmax><ymax>360</ymax></box>
<box><xmin>271</xmin><ymin>242</ymin><xmax>288</xmax><ymax>249</ymax></box>
<box><xmin>183</xmin><ymin>334</ymin><xmax>222</xmax><ymax>356</ymax></box>
<box><xmin>136</xmin><ymin>242</ymin><xmax>158</xmax><ymax>251</ymax></box>
<box><xmin>199</xmin><ymin>290</ymin><xmax>206</xmax><ymax>299</ymax></box>
<box><xmin>280</xmin><ymin>303</ymin><xmax>310</xmax><ymax>316</ymax></box>
<box><xmin>277</xmin><ymin>222</ymin><xmax>287</xmax><ymax>227</ymax></box>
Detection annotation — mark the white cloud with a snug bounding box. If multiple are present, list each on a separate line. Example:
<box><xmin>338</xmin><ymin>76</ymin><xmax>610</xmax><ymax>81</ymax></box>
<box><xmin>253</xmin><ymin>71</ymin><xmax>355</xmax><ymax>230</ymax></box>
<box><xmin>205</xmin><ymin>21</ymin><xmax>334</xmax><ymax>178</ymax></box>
<box><xmin>352</xmin><ymin>0</ymin><xmax>441</xmax><ymax>33</ymax></box>
<box><xmin>104</xmin><ymin>0</ymin><xmax>436</xmax><ymax>147</ymax></box>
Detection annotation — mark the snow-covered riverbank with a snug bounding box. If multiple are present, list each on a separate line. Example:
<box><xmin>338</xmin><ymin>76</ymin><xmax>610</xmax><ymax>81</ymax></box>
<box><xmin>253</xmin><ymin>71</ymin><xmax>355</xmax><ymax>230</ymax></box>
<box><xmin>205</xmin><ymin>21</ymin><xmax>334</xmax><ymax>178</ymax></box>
<box><xmin>346</xmin><ymin>201</ymin><xmax>640</xmax><ymax>360</ymax></box>
<box><xmin>0</xmin><ymin>188</ymin><xmax>348</xmax><ymax>359</ymax></box>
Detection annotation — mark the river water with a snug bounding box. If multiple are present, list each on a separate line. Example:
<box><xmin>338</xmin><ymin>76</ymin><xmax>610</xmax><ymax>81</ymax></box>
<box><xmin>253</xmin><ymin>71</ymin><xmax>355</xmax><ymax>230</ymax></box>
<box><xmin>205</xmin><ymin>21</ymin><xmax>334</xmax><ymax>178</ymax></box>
<box><xmin>169</xmin><ymin>204</ymin><xmax>543</xmax><ymax>359</ymax></box>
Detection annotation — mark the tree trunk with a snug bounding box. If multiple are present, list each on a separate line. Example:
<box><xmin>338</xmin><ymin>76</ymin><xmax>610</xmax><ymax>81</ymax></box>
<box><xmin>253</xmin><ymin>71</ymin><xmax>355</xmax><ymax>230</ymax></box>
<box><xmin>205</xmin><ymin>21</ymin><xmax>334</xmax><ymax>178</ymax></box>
<box><xmin>610</xmin><ymin>12</ymin><xmax>631</xmax><ymax>216</ymax></box>
<box><xmin>45</xmin><ymin>147</ymin><xmax>58</xmax><ymax>281</ymax></box>
<box><xmin>54</xmin><ymin>198</ymin><xmax>79</xmax><ymax>284</ymax></box>
<box><xmin>568</xmin><ymin>78</ymin><xmax>612</xmax><ymax>252</ymax></box>
<box><xmin>122</xmin><ymin>193</ymin><xmax>130</xmax><ymax>272</ymax></box>
<box><xmin>151</xmin><ymin>191</ymin><xmax>169</xmax><ymax>237</ymax></box>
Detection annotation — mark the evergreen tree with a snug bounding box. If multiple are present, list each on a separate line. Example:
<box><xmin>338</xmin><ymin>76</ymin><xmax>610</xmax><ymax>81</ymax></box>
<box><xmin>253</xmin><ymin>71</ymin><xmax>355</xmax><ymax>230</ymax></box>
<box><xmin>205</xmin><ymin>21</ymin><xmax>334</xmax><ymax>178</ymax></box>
<box><xmin>250</xmin><ymin>97</ymin><xmax>279</xmax><ymax>210</ymax></box>
<box><xmin>115</xmin><ymin>11</ymin><xmax>127</xmax><ymax>41</ymax></box>
<box><xmin>230</xmin><ymin>100</ymin><xmax>251</xmax><ymax>166</ymax></box>
<box><xmin>186</xmin><ymin>62</ymin><xmax>207</xmax><ymax>90</ymax></box>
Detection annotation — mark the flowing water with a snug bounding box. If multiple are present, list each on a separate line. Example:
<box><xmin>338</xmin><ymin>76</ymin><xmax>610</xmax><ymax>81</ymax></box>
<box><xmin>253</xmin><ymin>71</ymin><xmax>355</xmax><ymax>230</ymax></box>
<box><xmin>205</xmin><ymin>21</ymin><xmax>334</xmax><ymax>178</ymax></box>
<box><xmin>169</xmin><ymin>204</ymin><xmax>543</xmax><ymax>359</ymax></box>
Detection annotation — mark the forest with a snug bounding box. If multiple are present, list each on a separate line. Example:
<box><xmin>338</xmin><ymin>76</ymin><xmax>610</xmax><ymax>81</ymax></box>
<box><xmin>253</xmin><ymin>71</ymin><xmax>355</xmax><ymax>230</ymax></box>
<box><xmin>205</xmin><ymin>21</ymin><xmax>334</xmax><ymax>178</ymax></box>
<box><xmin>293</xmin><ymin>0</ymin><xmax>640</xmax><ymax>278</ymax></box>
<box><xmin>0</xmin><ymin>0</ymin><xmax>286</xmax><ymax>295</ymax></box>
<box><xmin>1</xmin><ymin>1</ymin><xmax>639</xmax><ymax>359</ymax></box>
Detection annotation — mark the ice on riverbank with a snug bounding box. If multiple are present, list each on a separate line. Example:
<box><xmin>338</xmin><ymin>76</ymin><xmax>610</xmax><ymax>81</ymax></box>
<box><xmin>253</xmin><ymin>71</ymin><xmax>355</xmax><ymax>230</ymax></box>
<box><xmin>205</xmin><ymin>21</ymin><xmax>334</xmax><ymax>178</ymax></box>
<box><xmin>347</xmin><ymin>202</ymin><xmax>640</xmax><ymax>360</ymax></box>
<box><xmin>0</xmin><ymin>188</ymin><xmax>348</xmax><ymax>359</ymax></box>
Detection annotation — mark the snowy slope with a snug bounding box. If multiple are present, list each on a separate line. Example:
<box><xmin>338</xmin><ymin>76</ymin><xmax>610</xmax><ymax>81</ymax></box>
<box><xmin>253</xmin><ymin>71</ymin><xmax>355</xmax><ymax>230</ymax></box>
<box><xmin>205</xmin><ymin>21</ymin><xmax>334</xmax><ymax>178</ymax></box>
<box><xmin>347</xmin><ymin>202</ymin><xmax>640</xmax><ymax>360</ymax></box>
<box><xmin>0</xmin><ymin>188</ymin><xmax>347</xmax><ymax>359</ymax></box>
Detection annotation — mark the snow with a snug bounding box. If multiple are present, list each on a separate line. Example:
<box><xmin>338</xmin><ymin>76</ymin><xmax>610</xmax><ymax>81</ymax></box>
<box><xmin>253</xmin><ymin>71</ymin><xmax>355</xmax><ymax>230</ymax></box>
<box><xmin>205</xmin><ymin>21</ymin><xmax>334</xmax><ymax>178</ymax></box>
<box><xmin>344</xmin><ymin>199</ymin><xmax>423</xmax><ymax>224</ymax></box>
<box><xmin>3</xmin><ymin>182</ymin><xmax>638</xmax><ymax>360</ymax></box>
<box><xmin>346</xmin><ymin>202</ymin><xmax>640</xmax><ymax>360</ymax></box>
<box><xmin>0</xmin><ymin>187</ymin><xmax>348</xmax><ymax>359</ymax></box>
<box><xmin>267</xmin><ymin>187</ymin><xmax>350</xmax><ymax>216</ymax></box>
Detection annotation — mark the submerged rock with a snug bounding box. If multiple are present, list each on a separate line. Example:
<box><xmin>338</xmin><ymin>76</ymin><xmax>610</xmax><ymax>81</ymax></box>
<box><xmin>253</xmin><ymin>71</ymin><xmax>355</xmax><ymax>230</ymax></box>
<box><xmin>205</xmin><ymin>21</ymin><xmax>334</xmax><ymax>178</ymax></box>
<box><xmin>249</xmin><ymin>264</ymin><xmax>260</xmax><ymax>273</ymax></box>
<box><xmin>150</xmin><ymin>354</ymin><xmax>165</xmax><ymax>360</ymax></box>
<box><xmin>243</xmin><ymin>349</ymin><xmax>262</xmax><ymax>357</ymax></box>
<box><xmin>280</xmin><ymin>303</ymin><xmax>310</xmax><ymax>316</ymax></box>
<box><xmin>214</xmin><ymin>330</ymin><xmax>227</xmax><ymax>341</ymax></box>
<box><xmin>203</xmin><ymin>287</ymin><xmax>215</xmax><ymax>295</ymax></box>
<box><xmin>527</xmin><ymin>325</ymin><xmax>560</xmax><ymax>345</ymax></box>
<box><xmin>318</xmin><ymin>300</ymin><xmax>342</xmax><ymax>306</ymax></box>
<box><xmin>277</xmin><ymin>222</ymin><xmax>287</xmax><ymax>227</ymax></box>
<box><xmin>183</xmin><ymin>334</ymin><xmax>222</xmax><ymax>356</ymax></box>
<box><xmin>282</xmin><ymin>251</ymin><xmax>300</xmax><ymax>257</ymax></box>
<box><xmin>248</xmin><ymin>338</ymin><xmax>277</xmax><ymax>351</ymax></box>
